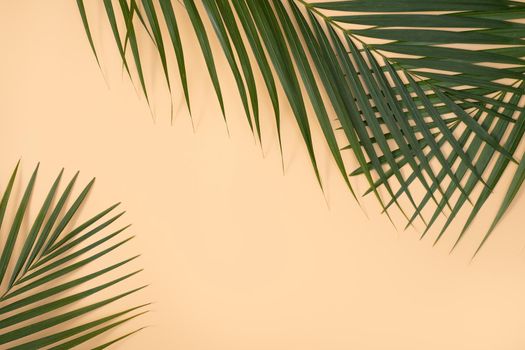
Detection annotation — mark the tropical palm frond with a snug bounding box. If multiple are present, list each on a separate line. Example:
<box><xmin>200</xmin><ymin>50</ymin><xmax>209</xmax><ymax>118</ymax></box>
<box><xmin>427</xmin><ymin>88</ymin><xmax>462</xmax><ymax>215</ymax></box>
<box><xmin>77</xmin><ymin>0</ymin><xmax>525</xmax><ymax>253</ymax></box>
<box><xmin>0</xmin><ymin>162</ymin><xmax>147</xmax><ymax>349</ymax></box>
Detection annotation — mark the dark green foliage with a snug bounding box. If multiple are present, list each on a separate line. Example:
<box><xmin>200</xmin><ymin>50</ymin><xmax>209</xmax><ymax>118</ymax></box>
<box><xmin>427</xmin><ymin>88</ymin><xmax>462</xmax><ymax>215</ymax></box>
<box><xmin>0</xmin><ymin>163</ymin><xmax>146</xmax><ymax>349</ymax></box>
<box><xmin>77</xmin><ymin>0</ymin><xmax>525</xmax><ymax>254</ymax></box>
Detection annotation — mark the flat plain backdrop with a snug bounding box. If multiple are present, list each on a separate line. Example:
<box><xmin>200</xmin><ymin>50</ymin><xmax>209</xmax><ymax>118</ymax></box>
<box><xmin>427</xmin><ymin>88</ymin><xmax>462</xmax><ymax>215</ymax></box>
<box><xmin>2</xmin><ymin>1</ymin><xmax>525</xmax><ymax>349</ymax></box>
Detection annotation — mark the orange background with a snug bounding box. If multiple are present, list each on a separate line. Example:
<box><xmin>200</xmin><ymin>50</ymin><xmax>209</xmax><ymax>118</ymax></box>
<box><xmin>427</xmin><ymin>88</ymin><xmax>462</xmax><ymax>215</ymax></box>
<box><xmin>2</xmin><ymin>1</ymin><xmax>525</xmax><ymax>349</ymax></box>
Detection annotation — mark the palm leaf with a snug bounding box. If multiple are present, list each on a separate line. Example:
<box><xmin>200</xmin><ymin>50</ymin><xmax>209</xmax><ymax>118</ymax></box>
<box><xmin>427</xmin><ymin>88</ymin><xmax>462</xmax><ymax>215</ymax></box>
<box><xmin>0</xmin><ymin>162</ymin><xmax>146</xmax><ymax>349</ymax></box>
<box><xmin>77</xmin><ymin>0</ymin><xmax>525</xmax><ymax>254</ymax></box>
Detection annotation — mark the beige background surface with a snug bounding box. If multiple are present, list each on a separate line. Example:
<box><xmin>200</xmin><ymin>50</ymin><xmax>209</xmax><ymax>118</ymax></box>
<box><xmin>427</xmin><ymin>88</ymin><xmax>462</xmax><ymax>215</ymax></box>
<box><xmin>2</xmin><ymin>1</ymin><xmax>525</xmax><ymax>349</ymax></box>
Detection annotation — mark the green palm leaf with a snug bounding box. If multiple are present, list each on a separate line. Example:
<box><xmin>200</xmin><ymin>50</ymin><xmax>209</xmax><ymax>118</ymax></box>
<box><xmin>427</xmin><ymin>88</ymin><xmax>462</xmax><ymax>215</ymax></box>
<box><xmin>0</xmin><ymin>162</ymin><xmax>146</xmax><ymax>349</ymax></box>
<box><xmin>77</xmin><ymin>0</ymin><xmax>525</xmax><ymax>254</ymax></box>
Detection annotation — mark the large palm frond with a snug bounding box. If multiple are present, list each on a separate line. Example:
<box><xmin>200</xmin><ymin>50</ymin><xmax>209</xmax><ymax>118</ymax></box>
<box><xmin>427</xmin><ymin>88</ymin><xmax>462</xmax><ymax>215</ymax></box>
<box><xmin>0</xmin><ymin>162</ymin><xmax>147</xmax><ymax>349</ymax></box>
<box><xmin>77</xmin><ymin>0</ymin><xmax>525</xmax><ymax>253</ymax></box>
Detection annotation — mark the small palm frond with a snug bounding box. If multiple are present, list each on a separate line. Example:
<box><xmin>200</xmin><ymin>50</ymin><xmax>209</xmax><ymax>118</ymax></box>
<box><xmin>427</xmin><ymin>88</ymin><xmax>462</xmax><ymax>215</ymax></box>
<box><xmin>77</xmin><ymin>0</ymin><xmax>525</xmax><ymax>253</ymax></box>
<box><xmin>0</xmin><ymin>162</ymin><xmax>147</xmax><ymax>349</ymax></box>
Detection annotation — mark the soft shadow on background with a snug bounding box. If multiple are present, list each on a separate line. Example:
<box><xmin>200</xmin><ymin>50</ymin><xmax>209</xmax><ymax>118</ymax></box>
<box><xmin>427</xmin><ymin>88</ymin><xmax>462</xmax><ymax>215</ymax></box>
<box><xmin>1</xmin><ymin>1</ymin><xmax>525</xmax><ymax>349</ymax></box>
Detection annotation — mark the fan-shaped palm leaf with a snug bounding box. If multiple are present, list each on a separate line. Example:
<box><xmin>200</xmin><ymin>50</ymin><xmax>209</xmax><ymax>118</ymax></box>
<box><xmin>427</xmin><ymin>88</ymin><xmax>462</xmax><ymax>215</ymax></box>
<box><xmin>77</xmin><ymin>0</ymin><xmax>525</xmax><ymax>254</ymax></box>
<box><xmin>0</xmin><ymin>162</ymin><xmax>147</xmax><ymax>349</ymax></box>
